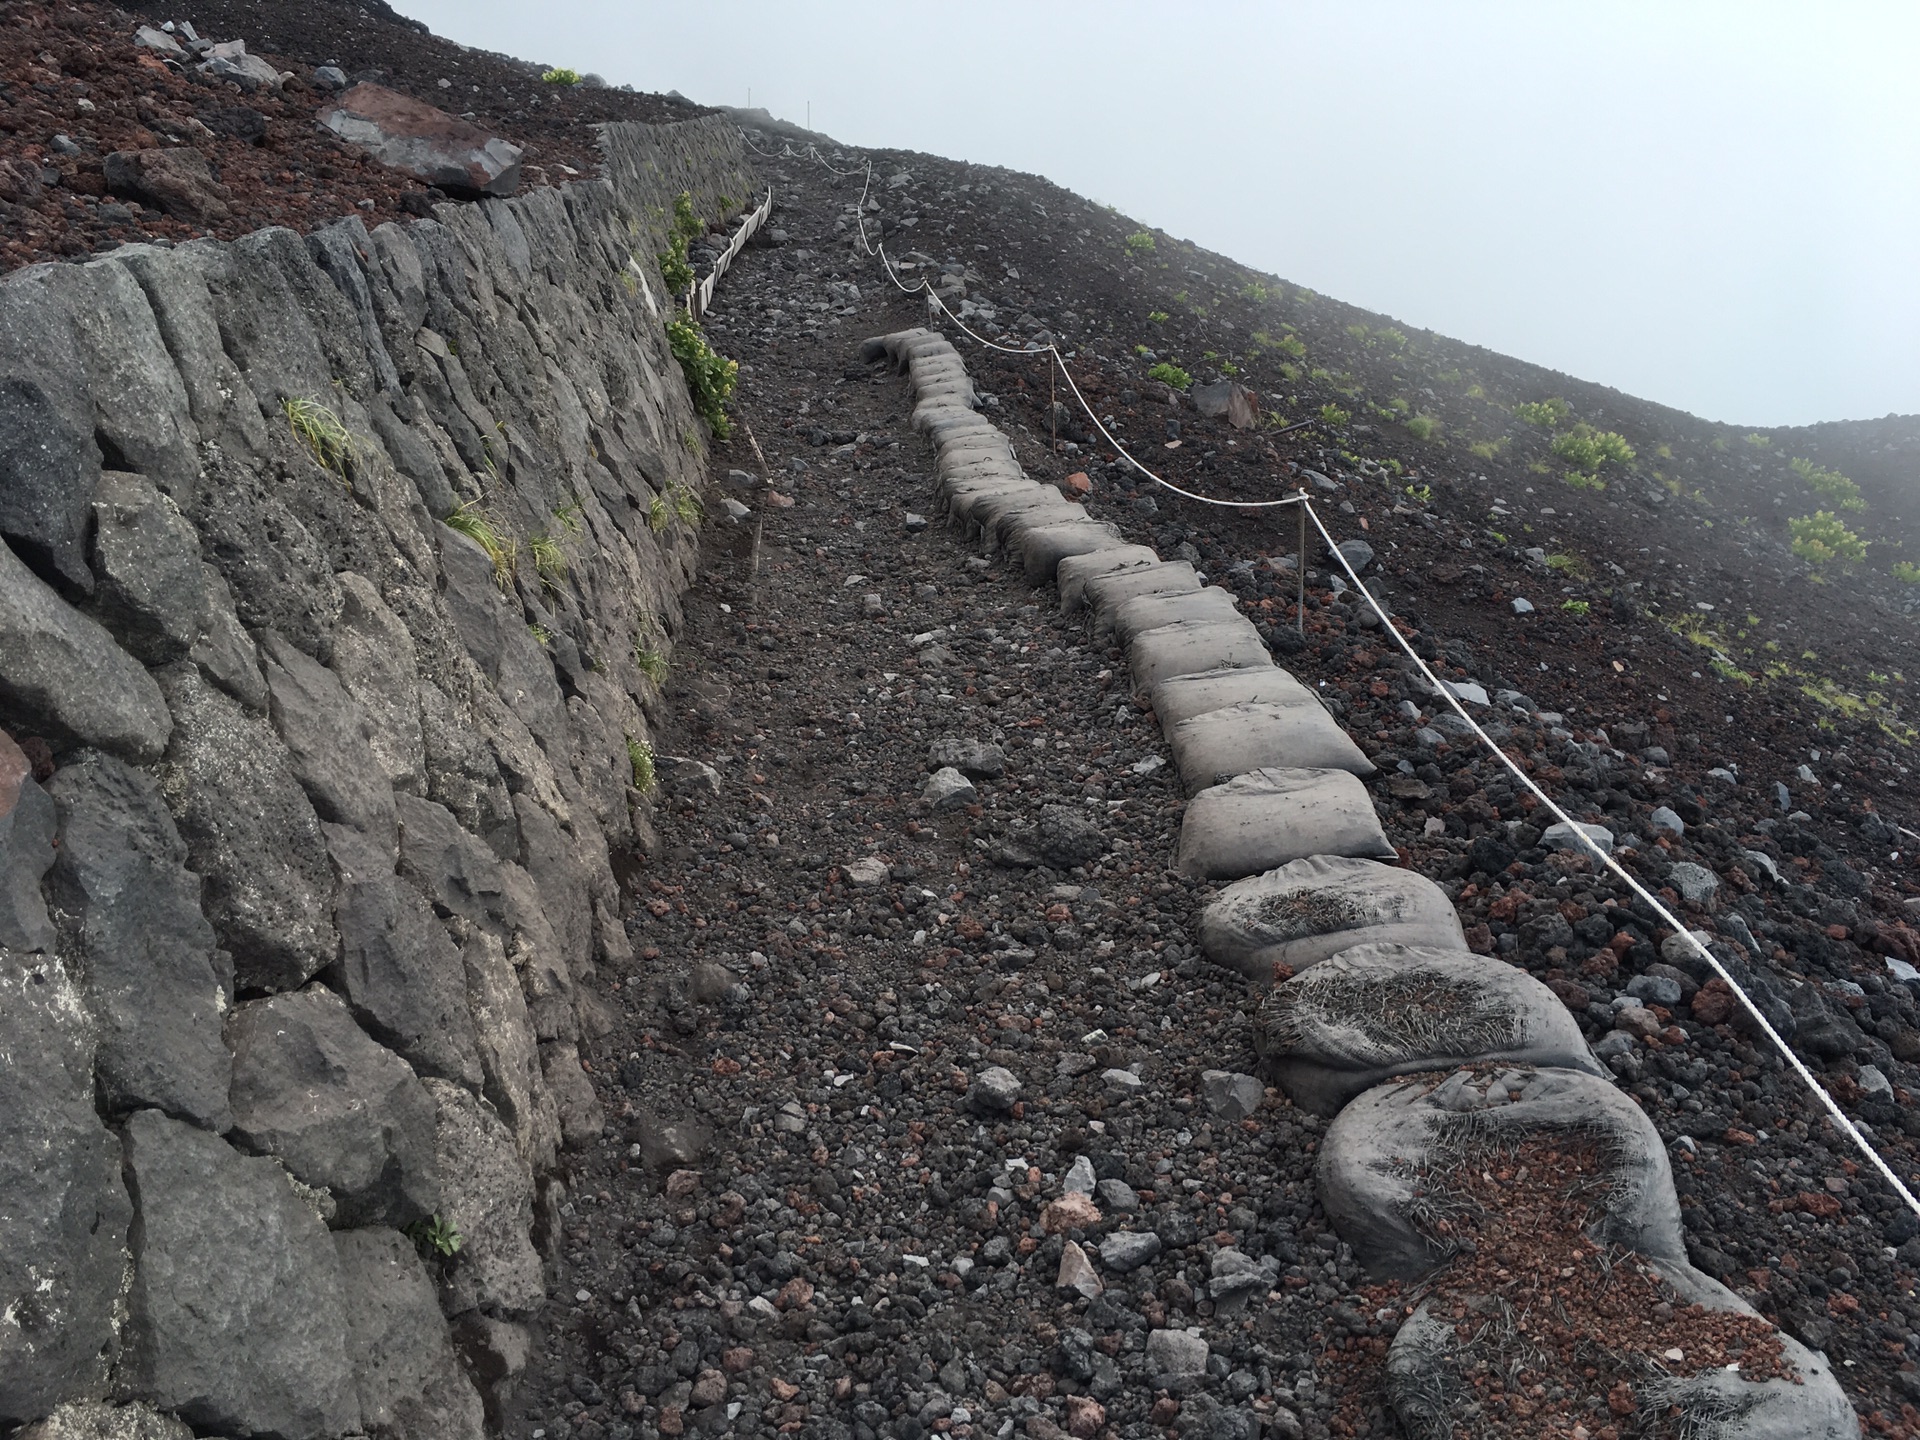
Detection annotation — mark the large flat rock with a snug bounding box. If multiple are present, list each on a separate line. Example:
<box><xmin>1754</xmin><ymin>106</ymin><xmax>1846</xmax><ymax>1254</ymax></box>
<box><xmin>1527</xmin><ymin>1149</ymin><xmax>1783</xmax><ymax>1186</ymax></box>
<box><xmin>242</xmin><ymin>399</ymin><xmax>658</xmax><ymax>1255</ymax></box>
<box><xmin>320</xmin><ymin>84</ymin><xmax>523</xmax><ymax>198</ymax></box>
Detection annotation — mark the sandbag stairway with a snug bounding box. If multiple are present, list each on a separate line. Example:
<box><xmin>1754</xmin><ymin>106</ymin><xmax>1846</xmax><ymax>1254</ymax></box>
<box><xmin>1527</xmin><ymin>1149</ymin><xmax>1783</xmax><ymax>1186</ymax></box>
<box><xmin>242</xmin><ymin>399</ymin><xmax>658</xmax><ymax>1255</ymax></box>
<box><xmin>861</xmin><ymin>327</ymin><xmax>1854</xmax><ymax>1438</ymax></box>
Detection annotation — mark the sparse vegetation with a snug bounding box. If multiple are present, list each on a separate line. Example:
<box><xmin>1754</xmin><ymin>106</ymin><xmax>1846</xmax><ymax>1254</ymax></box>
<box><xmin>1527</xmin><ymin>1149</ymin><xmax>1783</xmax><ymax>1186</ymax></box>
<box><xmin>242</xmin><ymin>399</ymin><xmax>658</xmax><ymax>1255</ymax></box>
<box><xmin>1893</xmin><ymin>561</ymin><xmax>1920</xmax><ymax>584</ymax></box>
<box><xmin>1789</xmin><ymin>456</ymin><xmax>1866</xmax><ymax>511</ymax></box>
<box><xmin>633</xmin><ymin>641</ymin><xmax>668</xmax><ymax>686</ymax></box>
<box><xmin>626</xmin><ymin>735</ymin><xmax>657</xmax><ymax>793</ymax></box>
<box><xmin>406</xmin><ymin>1215</ymin><xmax>463</xmax><ymax>1260</ymax></box>
<box><xmin>283</xmin><ymin>396</ymin><xmax>355</xmax><ymax>480</ymax></box>
<box><xmin>1123</xmin><ymin>231</ymin><xmax>1155</xmax><ymax>256</ymax></box>
<box><xmin>529</xmin><ymin>531</ymin><xmax>567</xmax><ymax>589</ymax></box>
<box><xmin>1147</xmin><ymin>310</ymin><xmax>1169</xmax><ymax>324</ymax></box>
<box><xmin>1318</xmin><ymin>403</ymin><xmax>1350</xmax><ymax>427</ymax></box>
<box><xmin>1404</xmin><ymin>414</ymin><xmax>1439</xmax><ymax>442</ymax></box>
<box><xmin>1146</xmin><ymin>361</ymin><xmax>1190</xmax><ymax>390</ymax></box>
<box><xmin>540</xmin><ymin>67</ymin><xmax>581</xmax><ymax>85</ymax></box>
<box><xmin>657</xmin><ymin>191</ymin><xmax>702</xmax><ymax>293</ymax></box>
<box><xmin>1550</xmin><ymin>423</ymin><xmax>1635</xmax><ymax>471</ymax></box>
<box><xmin>1512</xmin><ymin>397</ymin><xmax>1571</xmax><ymax>428</ymax></box>
<box><xmin>1789</xmin><ymin>511</ymin><xmax>1867</xmax><ymax>569</ymax></box>
<box><xmin>1560</xmin><ymin>599</ymin><xmax>1591</xmax><ymax>616</ymax></box>
<box><xmin>666</xmin><ymin>319</ymin><xmax>738</xmax><ymax>438</ymax></box>
<box><xmin>1467</xmin><ymin>438</ymin><xmax>1507</xmax><ymax>461</ymax></box>
<box><xmin>1240</xmin><ymin>280</ymin><xmax>1272</xmax><ymax>302</ymax></box>
<box><xmin>444</xmin><ymin>501</ymin><xmax>513</xmax><ymax>586</ymax></box>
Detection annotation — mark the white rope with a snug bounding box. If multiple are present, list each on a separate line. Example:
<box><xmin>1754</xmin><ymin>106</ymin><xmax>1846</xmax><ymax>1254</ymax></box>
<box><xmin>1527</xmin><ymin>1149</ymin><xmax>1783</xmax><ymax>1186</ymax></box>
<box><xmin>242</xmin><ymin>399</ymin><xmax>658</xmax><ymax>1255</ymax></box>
<box><xmin>1305</xmin><ymin>501</ymin><xmax>1920</xmax><ymax>1218</ymax></box>
<box><xmin>771</xmin><ymin>133</ymin><xmax>1920</xmax><ymax>1217</ymax></box>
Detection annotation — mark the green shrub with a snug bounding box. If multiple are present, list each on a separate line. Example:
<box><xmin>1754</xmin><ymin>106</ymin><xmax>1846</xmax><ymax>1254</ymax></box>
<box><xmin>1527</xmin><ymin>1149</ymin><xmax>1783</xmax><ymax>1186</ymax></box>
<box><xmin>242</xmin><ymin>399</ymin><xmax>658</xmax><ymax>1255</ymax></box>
<box><xmin>1147</xmin><ymin>310</ymin><xmax>1169</xmax><ymax>324</ymax></box>
<box><xmin>444</xmin><ymin>502</ymin><xmax>513</xmax><ymax>586</ymax></box>
<box><xmin>1550</xmin><ymin>423</ymin><xmax>1635</xmax><ymax>471</ymax></box>
<box><xmin>1404</xmin><ymin>414</ymin><xmax>1438</xmax><ymax>442</ymax></box>
<box><xmin>1240</xmin><ymin>280</ymin><xmax>1272</xmax><ymax>302</ymax></box>
<box><xmin>406</xmin><ymin>1215</ymin><xmax>463</xmax><ymax>1259</ymax></box>
<box><xmin>1560</xmin><ymin>599</ymin><xmax>1591</xmax><ymax>616</ymax></box>
<box><xmin>1318</xmin><ymin>403</ymin><xmax>1350</xmax><ymax>427</ymax></box>
<box><xmin>1790</xmin><ymin>511</ymin><xmax>1867</xmax><ymax>568</ymax></box>
<box><xmin>656</xmin><ymin>191</ymin><xmax>703</xmax><ymax>292</ymax></box>
<box><xmin>665</xmin><ymin>319</ymin><xmax>738</xmax><ymax>438</ymax></box>
<box><xmin>1789</xmin><ymin>456</ymin><xmax>1866</xmax><ymax>511</ymax></box>
<box><xmin>1563</xmin><ymin>471</ymin><xmax>1607</xmax><ymax>492</ymax></box>
<box><xmin>633</xmin><ymin>641</ymin><xmax>668</xmax><ymax>685</ymax></box>
<box><xmin>1124</xmin><ymin>231</ymin><xmax>1156</xmax><ymax>255</ymax></box>
<box><xmin>1512</xmin><ymin>397</ymin><xmax>1571</xmax><ymax>428</ymax></box>
<box><xmin>1147</xmin><ymin>361</ymin><xmax>1190</xmax><ymax>390</ymax></box>
<box><xmin>1894</xmin><ymin>561</ymin><xmax>1920</xmax><ymax>584</ymax></box>
<box><xmin>283</xmin><ymin>397</ymin><xmax>356</xmax><ymax>479</ymax></box>
<box><xmin>540</xmin><ymin>67</ymin><xmax>581</xmax><ymax>85</ymax></box>
<box><xmin>529</xmin><ymin>531</ymin><xmax>567</xmax><ymax>588</ymax></box>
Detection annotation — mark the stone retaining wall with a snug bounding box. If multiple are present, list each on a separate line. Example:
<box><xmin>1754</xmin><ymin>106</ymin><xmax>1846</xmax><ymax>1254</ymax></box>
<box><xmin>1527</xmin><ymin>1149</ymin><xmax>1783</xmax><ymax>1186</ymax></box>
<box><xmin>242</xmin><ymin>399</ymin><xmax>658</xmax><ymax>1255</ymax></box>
<box><xmin>0</xmin><ymin>115</ymin><xmax>756</xmax><ymax>1439</ymax></box>
<box><xmin>866</xmin><ymin>325</ymin><xmax>1856</xmax><ymax>1438</ymax></box>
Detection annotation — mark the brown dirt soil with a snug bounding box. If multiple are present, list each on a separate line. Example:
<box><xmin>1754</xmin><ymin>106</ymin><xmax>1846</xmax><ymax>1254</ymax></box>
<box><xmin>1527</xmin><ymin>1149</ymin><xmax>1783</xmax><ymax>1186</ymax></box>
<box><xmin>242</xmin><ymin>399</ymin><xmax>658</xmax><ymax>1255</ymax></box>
<box><xmin>0</xmin><ymin>0</ymin><xmax>706</xmax><ymax>272</ymax></box>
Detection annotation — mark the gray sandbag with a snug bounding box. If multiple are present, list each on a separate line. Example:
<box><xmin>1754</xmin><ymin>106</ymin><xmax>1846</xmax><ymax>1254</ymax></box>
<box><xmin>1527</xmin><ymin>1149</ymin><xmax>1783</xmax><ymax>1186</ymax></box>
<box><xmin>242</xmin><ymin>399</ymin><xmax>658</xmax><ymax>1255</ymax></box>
<box><xmin>966</xmin><ymin>488</ymin><xmax>1081</xmax><ymax>542</ymax></box>
<box><xmin>1384</xmin><ymin>1263</ymin><xmax>1854</xmax><ymax>1440</ymax></box>
<box><xmin>1318</xmin><ymin>1065</ymin><xmax>1685</xmax><ymax>1283</ymax></box>
<box><xmin>1168</xmin><ymin>699</ymin><xmax>1375</xmax><ymax>792</ymax></box>
<box><xmin>1085</xmin><ymin>563</ymin><xmax>1201</xmax><ymax>637</ymax></box>
<box><xmin>1128</xmin><ymin>618</ymin><xmax>1273</xmax><ymax>694</ymax></box>
<box><xmin>945</xmin><ymin>479</ymin><xmax>1045</xmax><ymax>528</ymax></box>
<box><xmin>1198</xmin><ymin>854</ymin><xmax>1465</xmax><ymax>977</ymax></box>
<box><xmin>1175</xmin><ymin>767</ymin><xmax>1394</xmax><ymax>882</ymax></box>
<box><xmin>1058</xmin><ymin>546</ymin><xmax>1161</xmax><ymax>613</ymax></box>
<box><xmin>1020</xmin><ymin>521</ymin><xmax>1126</xmax><ymax>583</ymax></box>
<box><xmin>1253</xmin><ymin>943</ymin><xmax>1603</xmax><ymax>1115</ymax></box>
<box><xmin>1109</xmin><ymin>586</ymin><xmax>1243</xmax><ymax>647</ymax></box>
<box><xmin>988</xmin><ymin>496</ymin><xmax>1089</xmax><ymax>548</ymax></box>
<box><xmin>1150</xmin><ymin>664</ymin><xmax>1315</xmax><ymax>728</ymax></box>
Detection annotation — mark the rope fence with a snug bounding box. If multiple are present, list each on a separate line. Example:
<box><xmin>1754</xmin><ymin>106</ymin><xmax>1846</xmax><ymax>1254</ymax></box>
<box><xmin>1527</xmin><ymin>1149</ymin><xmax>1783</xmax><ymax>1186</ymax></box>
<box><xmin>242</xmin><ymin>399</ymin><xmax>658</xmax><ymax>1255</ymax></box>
<box><xmin>751</xmin><ymin>133</ymin><xmax>1920</xmax><ymax>1218</ymax></box>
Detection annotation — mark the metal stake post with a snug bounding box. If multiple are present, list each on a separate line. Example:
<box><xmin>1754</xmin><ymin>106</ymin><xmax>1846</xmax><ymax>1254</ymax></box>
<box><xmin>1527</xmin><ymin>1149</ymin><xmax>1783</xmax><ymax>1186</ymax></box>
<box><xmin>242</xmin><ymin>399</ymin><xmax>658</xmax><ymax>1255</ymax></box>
<box><xmin>1296</xmin><ymin>496</ymin><xmax>1307</xmax><ymax>636</ymax></box>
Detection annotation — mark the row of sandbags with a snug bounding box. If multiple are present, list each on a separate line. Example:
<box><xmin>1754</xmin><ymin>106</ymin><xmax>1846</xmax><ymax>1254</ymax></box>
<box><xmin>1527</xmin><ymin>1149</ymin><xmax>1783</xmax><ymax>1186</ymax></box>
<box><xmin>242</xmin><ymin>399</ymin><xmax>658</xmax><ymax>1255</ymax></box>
<box><xmin>867</xmin><ymin>328</ymin><xmax>1853</xmax><ymax>1436</ymax></box>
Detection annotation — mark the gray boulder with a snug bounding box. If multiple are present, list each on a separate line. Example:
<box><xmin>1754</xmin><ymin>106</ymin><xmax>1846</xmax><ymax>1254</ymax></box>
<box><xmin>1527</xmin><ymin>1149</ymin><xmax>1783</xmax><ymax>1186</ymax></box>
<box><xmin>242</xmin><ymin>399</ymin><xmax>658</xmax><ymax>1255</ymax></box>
<box><xmin>11</xmin><ymin>1402</ymin><xmax>193</xmax><ymax>1440</ymax></box>
<box><xmin>44</xmin><ymin>752</ymin><xmax>232</xmax><ymax>1128</ymax></box>
<box><xmin>927</xmin><ymin>737</ymin><xmax>1007</xmax><ymax>779</ymax></box>
<box><xmin>0</xmin><ymin>952</ymin><xmax>132</xmax><ymax>1424</ymax></box>
<box><xmin>154</xmin><ymin>663</ymin><xmax>336</xmax><ymax>991</ymax></box>
<box><xmin>967</xmin><ymin>1065</ymin><xmax>1021</xmax><ymax>1116</ymax></box>
<box><xmin>334</xmin><ymin>1229</ymin><xmax>487</xmax><ymax>1440</ymax></box>
<box><xmin>325</xmin><ymin>824</ymin><xmax>484</xmax><ymax>1089</ymax></box>
<box><xmin>1200</xmin><ymin>1070</ymin><xmax>1265</xmax><ymax>1123</ymax></box>
<box><xmin>329</xmin><ymin>574</ymin><xmax>427</xmax><ymax>791</ymax></box>
<box><xmin>320</xmin><ymin>84</ymin><xmax>523</xmax><ymax>198</ymax></box>
<box><xmin>0</xmin><ymin>271</ymin><xmax>98</xmax><ymax>591</ymax></box>
<box><xmin>1256</xmin><ymin>943</ymin><xmax>1602</xmax><ymax>1115</ymax></box>
<box><xmin>1669</xmin><ymin>861</ymin><xmax>1720</xmax><ymax>905</ymax></box>
<box><xmin>0</xmin><ymin>537</ymin><xmax>172</xmax><ymax>762</ymax></box>
<box><xmin>259</xmin><ymin>631</ymin><xmax>399</xmax><ymax>843</ymax></box>
<box><xmin>88</xmin><ymin>472</ymin><xmax>208</xmax><ymax>665</ymax></box>
<box><xmin>227</xmin><ymin>986</ymin><xmax>439</xmax><ymax>1229</ymax></box>
<box><xmin>0</xmin><ymin>735</ymin><xmax>56</xmax><ymax>953</ymax></box>
<box><xmin>1035</xmin><ymin>804</ymin><xmax>1107</xmax><ymax>868</ymax></box>
<box><xmin>422</xmin><ymin>1079</ymin><xmax>544</xmax><ymax>1317</ymax></box>
<box><xmin>120</xmin><ymin>1109</ymin><xmax>359</xmax><ymax>1440</ymax></box>
<box><xmin>922</xmin><ymin>765</ymin><xmax>977</xmax><ymax>811</ymax></box>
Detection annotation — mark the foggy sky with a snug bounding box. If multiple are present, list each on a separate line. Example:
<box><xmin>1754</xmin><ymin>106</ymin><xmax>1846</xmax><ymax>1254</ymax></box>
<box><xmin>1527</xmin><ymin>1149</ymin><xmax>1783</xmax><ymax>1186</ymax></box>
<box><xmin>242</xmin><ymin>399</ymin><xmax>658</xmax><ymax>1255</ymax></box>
<box><xmin>399</xmin><ymin>1</ymin><xmax>1920</xmax><ymax>428</ymax></box>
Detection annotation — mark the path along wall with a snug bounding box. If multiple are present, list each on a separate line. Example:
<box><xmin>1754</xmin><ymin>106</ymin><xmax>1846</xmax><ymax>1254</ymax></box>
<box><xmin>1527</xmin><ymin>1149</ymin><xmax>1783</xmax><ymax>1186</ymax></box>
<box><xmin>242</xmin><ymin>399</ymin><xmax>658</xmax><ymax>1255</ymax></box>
<box><xmin>0</xmin><ymin>116</ymin><xmax>755</xmax><ymax>1440</ymax></box>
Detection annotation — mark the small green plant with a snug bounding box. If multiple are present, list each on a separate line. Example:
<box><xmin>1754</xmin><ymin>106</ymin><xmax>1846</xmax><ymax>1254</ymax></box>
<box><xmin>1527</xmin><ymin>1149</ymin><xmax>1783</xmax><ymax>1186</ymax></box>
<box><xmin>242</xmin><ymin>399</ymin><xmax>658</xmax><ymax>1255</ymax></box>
<box><xmin>406</xmin><ymin>1215</ymin><xmax>463</xmax><ymax>1259</ymax></box>
<box><xmin>1147</xmin><ymin>310</ymin><xmax>1169</xmax><ymax>324</ymax></box>
<box><xmin>1512</xmin><ymin>397</ymin><xmax>1571</xmax><ymax>428</ymax></box>
<box><xmin>1318</xmin><ymin>403</ymin><xmax>1350</xmax><ymax>427</ymax></box>
<box><xmin>1562</xmin><ymin>471</ymin><xmax>1607</xmax><ymax>492</ymax></box>
<box><xmin>665</xmin><ymin>319</ymin><xmax>738</xmax><ymax>439</ymax></box>
<box><xmin>647</xmin><ymin>493</ymin><xmax>671</xmax><ymax>533</ymax></box>
<box><xmin>1893</xmin><ymin>561</ymin><xmax>1920</xmax><ymax>584</ymax></box>
<box><xmin>1544</xmin><ymin>552</ymin><xmax>1591</xmax><ymax>578</ymax></box>
<box><xmin>656</xmin><ymin>191</ymin><xmax>703</xmax><ymax>292</ymax></box>
<box><xmin>527</xmin><ymin>622</ymin><xmax>552</xmax><ymax>646</ymax></box>
<box><xmin>444</xmin><ymin>501</ymin><xmax>514</xmax><ymax>586</ymax></box>
<box><xmin>553</xmin><ymin>500</ymin><xmax>582</xmax><ymax>534</ymax></box>
<box><xmin>626</xmin><ymin>735</ymin><xmax>657</xmax><ymax>793</ymax></box>
<box><xmin>1133</xmin><ymin>343</ymin><xmax>1150</xmax><ymax>356</ymax></box>
<box><xmin>1560</xmin><ymin>599</ymin><xmax>1591</xmax><ymax>616</ymax></box>
<box><xmin>1789</xmin><ymin>511</ymin><xmax>1867</xmax><ymax>568</ymax></box>
<box><xmin>1744</xmin><ymin>432</ymin><xmax>1772</xmax><ymax>449</ymax></box>
<box><xmin>1789</xmin><ymin>456</ymin><xmax>1866</xmax><ymax>511</ymax></box>
<box><xmin>1404</xmin><ymin>483</ymin><xmax>1433</xmax><ymax>503</ymax></box>
<box><xmin>529</xmin><ymin>530</ymin><xmax>567</xmax><ymax>588</ymax></box>
<box><xmin>1147</xmin><ymin>361</ymin><xmax>1191</xmax><ymax>390</ymax></box>
<box><xmin>1219</xmin><ymin>359</ymin><xmax>1241</xmax><ymax>377</ymax></box>
<box><xmin>1123</xmin><ymin>231</ymin><xmax>1156</xmax><ymax>255</ymax></box>
<box><xmin>633</xmin><ymin>640</ymin><xmax>668</xmax><ymax>685</ymax></box>
<box><xmin>1240</xmin><ymin>280</ymin><xmax>1272</xmax><ymax>302</ymax></box>
<box><xmin>283</xmin><ymin>396</ymin><xmax>355</xmax><ymax>479</ymax></box>
<box><xmin>1404</xmin><ymin>414</ymin><xmax>1438</xmax><ymax>442</ymax></box>
<box><xmin>540</xmin><ymin>67</ymin><xmax>581</xmax><ymax>85</ymax></box>
<box><xmin>1550</xmin><ymin>423</ymin><xmax>1635</xmax><ymax>471</ymax></box>
<box><xmin>670</xmin><ymin>484</ymin><xmax>702</xmax><ymax>525</ymax></box>
<box><xmin>1467</xmin><ymin>438</ymin><xmax>1506</xmax><ymax>461</ymax></box>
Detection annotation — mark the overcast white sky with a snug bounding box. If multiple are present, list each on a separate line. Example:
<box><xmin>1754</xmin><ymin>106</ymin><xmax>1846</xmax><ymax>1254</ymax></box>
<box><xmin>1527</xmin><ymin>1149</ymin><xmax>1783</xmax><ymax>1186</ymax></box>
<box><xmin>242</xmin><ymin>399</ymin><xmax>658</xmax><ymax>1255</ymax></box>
<box><xmin>406</xmin><ymin>1</ymin><xmax>1920</xmax><ymax>428</ymax></box>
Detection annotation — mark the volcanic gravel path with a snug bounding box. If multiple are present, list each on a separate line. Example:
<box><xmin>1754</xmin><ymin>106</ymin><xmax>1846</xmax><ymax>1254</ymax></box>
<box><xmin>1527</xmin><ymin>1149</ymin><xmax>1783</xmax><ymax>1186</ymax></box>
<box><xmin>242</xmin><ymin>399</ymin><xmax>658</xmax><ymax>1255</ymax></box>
<box><xmin>514</xmin><ymin>142</ymin><xmax>1920</xmax><ymax>1440</ymax></box>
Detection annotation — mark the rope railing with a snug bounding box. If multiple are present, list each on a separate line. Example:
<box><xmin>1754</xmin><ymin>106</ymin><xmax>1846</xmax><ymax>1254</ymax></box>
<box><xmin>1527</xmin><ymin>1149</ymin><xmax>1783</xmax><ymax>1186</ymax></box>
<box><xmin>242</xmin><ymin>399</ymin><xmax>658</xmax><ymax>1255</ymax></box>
<box><xmin>759</xmin><ymin>136</ymin><xmax>1920</xmax><ymax>1218</ymax></box>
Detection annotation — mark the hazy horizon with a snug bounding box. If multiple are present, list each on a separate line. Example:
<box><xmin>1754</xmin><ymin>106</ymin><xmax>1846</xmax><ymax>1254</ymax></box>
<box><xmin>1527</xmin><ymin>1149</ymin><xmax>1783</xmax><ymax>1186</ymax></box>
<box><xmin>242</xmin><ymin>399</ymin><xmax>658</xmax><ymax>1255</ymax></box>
<box><xmin>399</xmin><ymin>1</ymin><xmax>1920</xmax><ymax>430</ymax></box>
